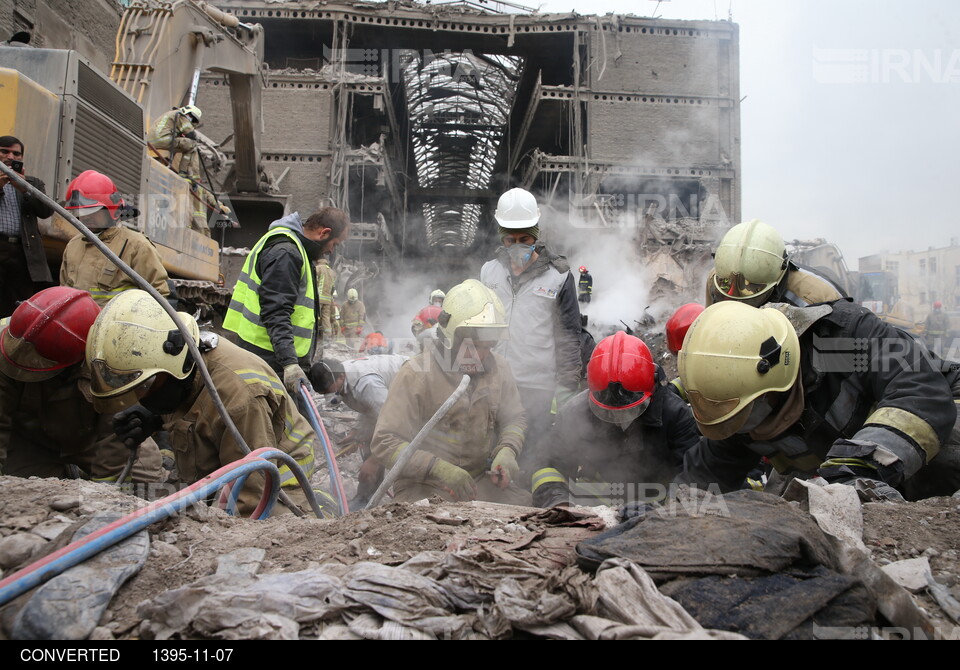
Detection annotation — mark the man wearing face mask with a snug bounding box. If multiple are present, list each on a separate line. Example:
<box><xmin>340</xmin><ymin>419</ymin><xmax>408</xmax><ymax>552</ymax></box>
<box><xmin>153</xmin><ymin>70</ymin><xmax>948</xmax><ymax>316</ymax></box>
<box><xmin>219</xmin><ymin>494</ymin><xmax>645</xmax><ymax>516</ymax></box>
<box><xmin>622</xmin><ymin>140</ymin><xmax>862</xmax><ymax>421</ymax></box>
<box><xmin>224</xmin><ymin>207</ymin><xmax>350</xmax><ymax>394</ymax></box>
<box><xmin>529</xmin><ymin>332</ymin><xmax>699</xmax><ymax>508</ymax></box>
<box><xmin>676</xmin><ymin>300</ymin><xmax>960</xmax><ymax>502</ymax></box>
<box><xmin>479</xmin><ymin>188</ymin><xmax>582</xmax><ymax>447</ymax></box>
<box><xmin>59</xmin><ymin>171</ymin><xmax>170</xmax><ymax>307</ymax></box>
<box><xmin>370</xmin><ymin>279</ymin><xmax>530</xmax><ymax>505</ymax></box>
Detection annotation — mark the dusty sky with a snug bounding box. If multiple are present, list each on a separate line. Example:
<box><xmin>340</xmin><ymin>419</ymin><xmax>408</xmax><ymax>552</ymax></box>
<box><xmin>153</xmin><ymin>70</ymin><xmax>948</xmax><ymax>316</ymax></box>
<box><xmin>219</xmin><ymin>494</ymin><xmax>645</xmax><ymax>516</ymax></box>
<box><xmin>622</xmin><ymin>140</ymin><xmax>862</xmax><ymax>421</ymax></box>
<box><xmin>530</xmin><ymin>0</ymin><xmax>960</xmax><ymax>269</ymax></box>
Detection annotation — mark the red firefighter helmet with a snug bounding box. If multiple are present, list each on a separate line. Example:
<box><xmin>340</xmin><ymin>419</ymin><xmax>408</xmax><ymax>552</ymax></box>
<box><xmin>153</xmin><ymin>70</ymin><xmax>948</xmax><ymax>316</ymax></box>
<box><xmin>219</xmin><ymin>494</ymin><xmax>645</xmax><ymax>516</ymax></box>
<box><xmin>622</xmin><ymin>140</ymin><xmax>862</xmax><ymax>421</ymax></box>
<box><xmin>579</xmin><ymin>265</ymin><xmax>588</xmax><ymax>273</ymax></box>
<box><xmin>64</xmin><ymin>170</ymin><xmax>125</xmax><ymax>220</ymax></box>
<box><xmin>587</xmin><ymin>331</ymin><xmax>655</xmax><ymax>426</ymax></box>
<box><xmin>934</xmin><ymin>301</ymin><xmax>943</xmax><ymax>309</ymax></box>
<box><xmin>0</xmin><ymin>287</ymin><xmax>101</xmax><ymax>381</ymax></box>
<box><xmin>665</xmin><ymin>303</ymin><xmax>706</xmax><ymax>356</ymax></box>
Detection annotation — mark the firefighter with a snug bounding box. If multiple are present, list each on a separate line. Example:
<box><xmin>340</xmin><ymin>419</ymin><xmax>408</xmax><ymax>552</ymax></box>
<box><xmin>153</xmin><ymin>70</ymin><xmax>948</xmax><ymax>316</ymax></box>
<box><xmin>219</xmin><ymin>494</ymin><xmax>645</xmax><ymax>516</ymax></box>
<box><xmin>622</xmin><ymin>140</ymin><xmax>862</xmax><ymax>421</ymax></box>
<box><xmin>88</xmin><ymin>290</ymin><xmax>320</xmax><ymax>516</ymax></box>
<box><xmin>664</xmin><ymin>302</ymin><xmax>705</xmax><ymax>402</ymax></box>
<box><xmin>340</xmin><ymin>287</ymin><xmax>366</xmax><ymax>348</ymax></box>
<box><xmin>577</xmin><ymin>265</ymin><xmax>593</xmax><ymax>303</ymax></box>
<box><xmin>315</xmin><ymin>256</ymin><xmax>337</xmax><ymax>345</ymax></box>
<box><xmin>187</xmin><ymin>178</ymin><xmax>230</xmax><ymax>237</ymax></box>
<box><xmin>676</xmin><ymin>300</ymin><xmax>960</xmax><ymax>502</ymax></box>
<box><xmin>0</xmin><ymin>287</ymin><xmax>163</xmax><ymax>483</ymax></box>
<box><xmin>925</xmin><ymin>301</ymin><xmax>950</xmax><ymax>357</ymax></box>
<box><xmin>529</xmin><ymin>332</ymin><xmax>699</xmax><ymax>508</ymax></box>
<box><xmin>147</xmin><ymin>105</ymin><xmax>202</xmax><ymax>179</ymax></box>
<box><xmin>370</xmin><ymin>279</ymin><xmax>530</xmax><ymax>504</ymax></box>
<box><xmin>411</xmin><ymin>289</ymin><xmax>445</xmax><ymax>338</ymax></box>
<box><xmin>706</xmin><ymin>220</ymin><xmax>846</xmax><ymax>307</ymax></box>
<box><xmin>359</xmin><ymin>331</ymin><xmax>389</xmax><ymax>355</ymax></box>
<box><xmin>59</xmin><ymin>170</ymin><xmax>171</xmax><ymax>307</ymax></box>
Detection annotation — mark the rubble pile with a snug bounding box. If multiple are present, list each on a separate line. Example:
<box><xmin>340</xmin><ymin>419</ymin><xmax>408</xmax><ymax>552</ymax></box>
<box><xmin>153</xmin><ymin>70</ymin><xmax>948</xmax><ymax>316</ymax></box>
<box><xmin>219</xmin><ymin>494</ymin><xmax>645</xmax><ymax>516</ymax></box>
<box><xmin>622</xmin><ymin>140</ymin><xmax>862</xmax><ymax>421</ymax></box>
<box><xmin>2</xmin><ymin>477</ymin><xmax>959</xmax><ymax>640</ymax></box>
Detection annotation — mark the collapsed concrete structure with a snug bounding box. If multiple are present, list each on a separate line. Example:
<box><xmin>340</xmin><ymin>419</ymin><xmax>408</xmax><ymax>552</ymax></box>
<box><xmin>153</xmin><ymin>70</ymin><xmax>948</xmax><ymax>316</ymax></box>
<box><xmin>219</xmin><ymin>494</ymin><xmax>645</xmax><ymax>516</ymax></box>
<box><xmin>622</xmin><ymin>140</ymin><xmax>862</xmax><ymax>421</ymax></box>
<box><xmin>194</xmin><ymin>0</ymin><xmax>740</xmax><ymax>295</ymax></box>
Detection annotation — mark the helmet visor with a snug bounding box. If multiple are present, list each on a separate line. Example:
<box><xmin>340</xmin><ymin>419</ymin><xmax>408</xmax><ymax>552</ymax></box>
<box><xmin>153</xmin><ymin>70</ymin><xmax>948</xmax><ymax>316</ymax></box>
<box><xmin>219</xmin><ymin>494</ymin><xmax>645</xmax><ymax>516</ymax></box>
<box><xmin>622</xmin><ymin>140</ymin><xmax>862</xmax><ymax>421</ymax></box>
<box><xmin>714</xmin><ymin>273</ymin><xmax>772</xmax><ymax>302</ymax></box>
<box><xmin>686</xmin><ymin>389</ymin><xmax>750</xmax><ymax>440</ymax></box>
<box><xmin>589</xmin><ymin>394</ymin><xmax>651</xmax><ymax>427</ymax></box>
<box><xmin>0</xmin><ymin>330</ymin><xmax>65</xmax><ymax>381</ymax></box>
<box><xmin>63</xmin><ymin>190</ymin><xmax>106</xmax><ymax>218</ymax></box>
<box><xmin>89</xmin><ymin>358</ymin><xmax>145</xmax><ymax>397</ymax></box>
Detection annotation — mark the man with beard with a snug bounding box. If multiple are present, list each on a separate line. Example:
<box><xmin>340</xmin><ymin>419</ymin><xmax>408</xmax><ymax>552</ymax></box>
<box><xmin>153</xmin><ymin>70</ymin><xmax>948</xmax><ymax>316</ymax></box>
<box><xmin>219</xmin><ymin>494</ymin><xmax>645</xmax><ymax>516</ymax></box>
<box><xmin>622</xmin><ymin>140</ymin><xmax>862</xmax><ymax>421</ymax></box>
<box><xmin>224</xmin><ymin>207</ymin><xmax>350</xmax><ymax>394</ymax></box>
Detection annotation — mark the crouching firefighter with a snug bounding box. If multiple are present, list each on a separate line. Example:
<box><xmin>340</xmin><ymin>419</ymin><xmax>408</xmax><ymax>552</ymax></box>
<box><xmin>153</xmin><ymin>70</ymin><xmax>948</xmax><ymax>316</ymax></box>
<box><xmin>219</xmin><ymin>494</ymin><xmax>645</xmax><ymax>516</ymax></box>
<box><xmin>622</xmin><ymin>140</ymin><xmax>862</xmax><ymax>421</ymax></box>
<box><xmin>676</xmin><ymin>300</ymin><xmax>960</xmax><ymax>502</ymax></box>
<box><xmin>370</xmin><ymin>279</ymin><xmax>530</xmax><ymax>505</ymax></box>
<box><xmin>529</xmin><ymin>332</ymin><xmax>699</xmax><ymax>508</ymax></box>
<box><xmin>86</xmin><ymin>290</ymin><xmax>325</xmax><ymax>516</ymax></box>
<box><xmin>0</xmin><ymin>287</ymin><xmax>164</xmax><ymax>483</ymax></box>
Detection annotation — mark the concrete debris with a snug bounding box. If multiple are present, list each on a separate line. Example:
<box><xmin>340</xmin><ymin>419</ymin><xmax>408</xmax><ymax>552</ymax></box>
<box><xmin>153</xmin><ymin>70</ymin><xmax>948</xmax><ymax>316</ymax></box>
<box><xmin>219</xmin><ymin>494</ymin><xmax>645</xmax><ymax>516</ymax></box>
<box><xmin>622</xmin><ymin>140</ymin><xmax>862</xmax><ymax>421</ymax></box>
<box><xmin>882</xmin><ymin>556</ymin><xmax>933</xmax><ymax>593</ymax></box>
<box><xmin>12</xmin><ymin>513</ymin><xmax>150</xmax><ymax>641</ymax></box>
<box><xmin>0</xmin><ymin>533</ymin><xmax>47</xmax><ymax>570</ymax></box>
<box><xmin>215</xmin><ymin>547</ymin><xmax>267</xmax><ymax>579</ymax></box>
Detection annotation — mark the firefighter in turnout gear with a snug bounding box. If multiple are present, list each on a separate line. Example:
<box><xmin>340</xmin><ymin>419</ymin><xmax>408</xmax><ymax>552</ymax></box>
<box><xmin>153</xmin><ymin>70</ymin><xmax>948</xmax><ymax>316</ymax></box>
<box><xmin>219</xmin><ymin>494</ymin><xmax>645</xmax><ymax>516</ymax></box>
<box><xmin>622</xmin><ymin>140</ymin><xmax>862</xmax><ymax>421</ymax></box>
<box><xmin>315</xmin><ymin>257</ymin><xmax>337</xmax><ymax>343</ymax></box>
<box><xmin>411</xmin><ymin>289</ymin><xmax>445</xmax><ymax>338</ymax></box>
<box><xmin>59</xmin><ymin>170</ymin><xmax>170</xmax><ymax>307</ymax></box>
<box><xmin>0</xmin><ymin>287</ymin><xmax>163</xmax><ymax>482</ymax></box>
<box><xmin>577</xmin><ymin>266</ymin><xmax>593</xmax><ymax>303</ymax></box>
<box><xmin>676</xmin><ymin>300</ymin><xmax>960</xmax><ymax>502</ymax></box>
<box><xmin>529</xmin><ymin>332</ymin><xmax>699</xmax><ymax>508</ymax></box>
<box><xmin>340</xmin><ymin>287</ymin><xmax>366</xmax><ymax>349</ymax></box>
<box><xmin>705</xmin><ymin>220</ymin><xmax>846</xmax><ymax>308</ymax></box>
<box><xmin>87</xmin><ymin>290</ymin><xmax>319</xmax><ymax>516</ymax></box>
<box><xmin>370</xmin><ymin>279</ymin><xmax>530</xmax><ymax>504</ymax></box>
<box><xmin>664</xmin><ymin>302</ymin><xmax>705</xmax><ymax>402</ymax></box>
<box><xmin>147</xmin><ymin>105</ymin><xmax>202</xmax><ymax>179</ymax></box>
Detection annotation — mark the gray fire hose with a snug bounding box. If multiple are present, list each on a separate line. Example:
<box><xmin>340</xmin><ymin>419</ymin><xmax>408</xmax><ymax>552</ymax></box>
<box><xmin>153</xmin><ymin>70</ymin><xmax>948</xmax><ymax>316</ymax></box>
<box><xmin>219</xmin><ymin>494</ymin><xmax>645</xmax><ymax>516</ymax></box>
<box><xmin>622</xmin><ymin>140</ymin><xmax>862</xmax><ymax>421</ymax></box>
<box><xmin>0</xmin><ymin>163</ymin><xmax>319</xmax><ymax>517</ymax></box>
<box><xmin>365</xmin><ymin>374</ymin><xmax>470</xmax><ymax>509</ymax></box>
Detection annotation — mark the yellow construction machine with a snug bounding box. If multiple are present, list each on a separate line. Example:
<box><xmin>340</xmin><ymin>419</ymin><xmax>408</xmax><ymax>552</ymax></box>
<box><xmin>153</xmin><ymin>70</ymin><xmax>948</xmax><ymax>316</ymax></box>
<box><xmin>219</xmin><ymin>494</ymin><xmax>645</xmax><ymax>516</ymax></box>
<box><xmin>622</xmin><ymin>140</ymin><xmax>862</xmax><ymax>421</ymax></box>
<box><xmin>0</xmin><ymin>0</ymin><xmax>267</xmax><ymax>309</ymax></box>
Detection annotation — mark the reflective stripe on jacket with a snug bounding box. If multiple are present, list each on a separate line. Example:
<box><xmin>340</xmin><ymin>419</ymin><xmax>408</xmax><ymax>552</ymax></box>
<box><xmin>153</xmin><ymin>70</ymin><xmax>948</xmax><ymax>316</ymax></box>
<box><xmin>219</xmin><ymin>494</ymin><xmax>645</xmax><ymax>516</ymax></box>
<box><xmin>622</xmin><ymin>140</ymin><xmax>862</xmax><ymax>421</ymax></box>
<box><xmin>224</xmin><ymin>227</ymin><xmax>317</xmax><ymax>357</ymax></box>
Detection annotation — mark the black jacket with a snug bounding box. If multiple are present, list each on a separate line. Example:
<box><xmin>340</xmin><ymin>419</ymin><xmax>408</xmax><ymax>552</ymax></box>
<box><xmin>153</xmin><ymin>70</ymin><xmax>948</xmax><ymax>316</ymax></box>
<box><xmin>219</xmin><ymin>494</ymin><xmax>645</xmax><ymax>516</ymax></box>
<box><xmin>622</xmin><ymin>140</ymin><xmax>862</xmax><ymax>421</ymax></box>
<box><xmin>531</xmin><ymin>382</ymin><xmax>700</xmax><ymax>506</ymax></box>
<box><xmin>14</xmin><ymin>176</ymin><xmax>54</xmax><ymax>283</ymax></box>
<box><xmin>239</xmin><ymin>234</ymin><xmax>318</xmax><ymax>374</ymax></box>
<box><xmin>678</xmin><ymin>300</ymin><xmax>957</xmax><ymax>492</ymax></box>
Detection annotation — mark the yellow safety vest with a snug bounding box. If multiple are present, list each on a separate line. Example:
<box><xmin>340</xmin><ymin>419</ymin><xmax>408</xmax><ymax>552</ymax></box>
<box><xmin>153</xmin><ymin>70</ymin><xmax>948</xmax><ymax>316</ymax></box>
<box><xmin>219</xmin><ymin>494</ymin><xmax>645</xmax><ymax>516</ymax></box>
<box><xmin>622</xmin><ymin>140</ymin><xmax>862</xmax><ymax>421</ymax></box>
<box><xmin>223</xmin><ymin>228</ymin><xmax>317</xmax><ymax>356</ymax></box>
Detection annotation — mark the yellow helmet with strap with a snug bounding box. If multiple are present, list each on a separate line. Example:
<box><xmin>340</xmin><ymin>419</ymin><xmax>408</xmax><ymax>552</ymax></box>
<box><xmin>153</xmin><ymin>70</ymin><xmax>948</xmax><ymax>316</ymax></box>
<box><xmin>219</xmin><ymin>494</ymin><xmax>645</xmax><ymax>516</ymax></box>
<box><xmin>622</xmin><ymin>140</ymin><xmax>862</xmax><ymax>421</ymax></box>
<box><xmin>679</xmin><ymin>301</ymin><xmax>800</xmax><ymax>439</ymax></box>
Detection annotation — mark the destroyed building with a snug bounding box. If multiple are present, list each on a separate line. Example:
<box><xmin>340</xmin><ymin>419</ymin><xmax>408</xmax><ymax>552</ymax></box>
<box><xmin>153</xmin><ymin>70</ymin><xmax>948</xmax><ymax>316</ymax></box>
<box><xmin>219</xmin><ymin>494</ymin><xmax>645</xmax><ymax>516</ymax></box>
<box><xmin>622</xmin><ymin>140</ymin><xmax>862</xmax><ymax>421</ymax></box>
<box><xmin>0</xmin><ymin>0</ymin><xmax>740</xmax><ymax>305</ymax></box>
<box><xmin>192</xmin><ymin>0</ymin><xmax>740</xmax><ymax>297</ymax></box>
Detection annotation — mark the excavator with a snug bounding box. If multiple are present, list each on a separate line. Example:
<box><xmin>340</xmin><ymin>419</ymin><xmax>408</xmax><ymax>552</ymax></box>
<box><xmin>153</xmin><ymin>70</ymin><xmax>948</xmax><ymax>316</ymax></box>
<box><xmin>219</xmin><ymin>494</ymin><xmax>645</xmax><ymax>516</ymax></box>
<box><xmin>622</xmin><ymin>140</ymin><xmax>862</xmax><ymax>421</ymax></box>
<box><xmin>0</xmin><ymin>0</ymin><xmax>269</xmax><ymax>312</ymax></box>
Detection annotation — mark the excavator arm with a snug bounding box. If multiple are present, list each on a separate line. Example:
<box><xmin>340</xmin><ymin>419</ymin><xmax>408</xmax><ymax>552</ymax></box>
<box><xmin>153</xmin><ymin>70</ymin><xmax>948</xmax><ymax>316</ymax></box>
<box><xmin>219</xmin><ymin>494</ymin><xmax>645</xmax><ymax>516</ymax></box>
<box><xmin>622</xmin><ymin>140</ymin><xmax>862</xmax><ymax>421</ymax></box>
<box><xmin>111</xmin><ymin>0</ymin><xmax>264</xmax><ymax>192</ymax></box>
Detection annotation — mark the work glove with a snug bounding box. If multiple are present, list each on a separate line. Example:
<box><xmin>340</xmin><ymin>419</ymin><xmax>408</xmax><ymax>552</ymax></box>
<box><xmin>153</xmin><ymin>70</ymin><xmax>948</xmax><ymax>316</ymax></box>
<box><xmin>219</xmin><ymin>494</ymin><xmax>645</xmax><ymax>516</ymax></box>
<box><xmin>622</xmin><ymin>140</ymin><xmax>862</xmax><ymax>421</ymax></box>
<box><xmin>489</xmin><ymin>446</ymin><xmax>519</xmax><ymax>489</ymax></box>
<box><xmin>283</xmin><ymin>364</ymin><xmax>310</xmax><ymax>396</ymax></box>
<box><xmin>355</xmin><ymin>327</ymin><xmax>363</xmax><ymax>336</ymax></box>
<box><xmin>429</xmin><ymin>458</ymin><xmax>477</xmax><ymax>501</ymax></box>
<box><xmin>113</xmin><ymin>405</ymin><xmax>164</xmax><ymax>450</ymax></box>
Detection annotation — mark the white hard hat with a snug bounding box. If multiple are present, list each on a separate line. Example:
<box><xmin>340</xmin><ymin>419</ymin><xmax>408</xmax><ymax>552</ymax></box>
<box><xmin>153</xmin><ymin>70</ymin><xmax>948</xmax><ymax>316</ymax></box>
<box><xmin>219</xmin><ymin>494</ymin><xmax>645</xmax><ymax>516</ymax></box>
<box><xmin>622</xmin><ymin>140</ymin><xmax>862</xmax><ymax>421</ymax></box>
<box><xmin>494</xmin><ymin>188</ymin><xmax>540</xmax><ymax>228</ymax></box>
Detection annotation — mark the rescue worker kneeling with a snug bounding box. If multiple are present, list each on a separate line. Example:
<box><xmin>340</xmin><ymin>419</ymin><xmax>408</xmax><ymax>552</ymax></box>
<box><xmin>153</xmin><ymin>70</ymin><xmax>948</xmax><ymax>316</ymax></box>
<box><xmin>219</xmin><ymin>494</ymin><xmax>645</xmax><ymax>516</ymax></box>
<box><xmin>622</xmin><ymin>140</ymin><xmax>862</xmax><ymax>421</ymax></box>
<box><xmin>676</xmin><ymin>300</ymin><xmax>960</xmax><ymax>502</ymax></box>
<box><xmin>0</xmin><ymin>287</ymin><xmax>163</xmax><ymax>483</ymax></box>
<box><xmin>86</xmin><ymin>290</ymin><xmax>320</xmax><ymax>516</ymax></box>
<box><xmin>370</xmin><ymin>279</ymin><xmax>531</xmax><ymax>505</ymax></box>
<box><xmin>529</xmin><ymin>332</ymin><xmax>700</xmax><ymax>508</ymax></box>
